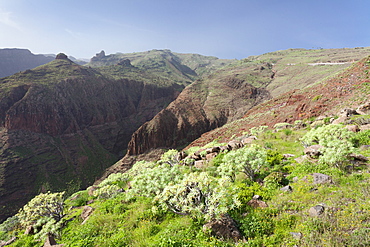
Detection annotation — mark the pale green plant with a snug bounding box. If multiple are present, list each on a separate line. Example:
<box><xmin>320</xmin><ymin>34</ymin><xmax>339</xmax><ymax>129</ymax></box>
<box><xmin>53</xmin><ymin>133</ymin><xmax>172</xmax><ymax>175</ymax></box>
<box><xmin>154</xmin><ymin>172</ymin><xmax>240</xmax><ymax>220</ymax></box>
<box><xmin>17</xmin><ymin>192</ymin><xmax>65</xmax><ymax>228</ymax></box>
<box><xmin>301</xmin><ymin>124</ymin><xmax>357</xmax><ymax>167</ymax></box>
<box><xmin>127</xmin><ymin>164</ymin><xmax>184</xmax><ymax>199</ymax></box>
<box><xmin>217</xmin><ymin>144</ymin><xmax>268</xmax><ymax>181</ymax></box>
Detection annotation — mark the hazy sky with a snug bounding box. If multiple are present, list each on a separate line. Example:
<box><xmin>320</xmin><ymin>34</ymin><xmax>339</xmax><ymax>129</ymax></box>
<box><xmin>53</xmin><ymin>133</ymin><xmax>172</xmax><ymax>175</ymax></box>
<box><xmin>0</xmin><ymin>0</ymin><xmax>369</xmax><ymax>59</ymax></box>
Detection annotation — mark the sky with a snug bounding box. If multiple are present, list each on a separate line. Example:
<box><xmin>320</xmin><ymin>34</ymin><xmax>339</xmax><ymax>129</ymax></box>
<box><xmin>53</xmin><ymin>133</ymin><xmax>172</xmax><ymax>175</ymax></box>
<box><xmin>0</xmin><ymin>0</ymin><xmax>369</xmax><ymax>60</ymax></box>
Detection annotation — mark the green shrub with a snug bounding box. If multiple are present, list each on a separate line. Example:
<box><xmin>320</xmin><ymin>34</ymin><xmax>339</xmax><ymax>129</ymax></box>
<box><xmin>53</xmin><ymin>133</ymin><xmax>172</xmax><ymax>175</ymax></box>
<box><xmin>217</xmin><ymin>144</ymin><xmax>268</xmax><ymax>182</ymax></box>
<box><xmin>155</xmin><ymin>172</ymin><xmax>240</xmax><ymax>221</ymax></box>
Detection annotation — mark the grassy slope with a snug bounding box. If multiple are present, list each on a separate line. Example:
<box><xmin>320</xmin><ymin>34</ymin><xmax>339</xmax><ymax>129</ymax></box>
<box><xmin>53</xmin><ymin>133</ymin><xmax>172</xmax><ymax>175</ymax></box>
<box><xmin>4</xmin><ymin>120</ymin><xmax>369</xmax><ymax>247</ymax></box>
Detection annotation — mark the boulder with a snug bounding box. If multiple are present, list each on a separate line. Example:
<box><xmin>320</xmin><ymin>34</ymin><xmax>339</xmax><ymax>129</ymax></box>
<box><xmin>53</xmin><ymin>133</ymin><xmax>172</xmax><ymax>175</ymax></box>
<box><xmin>227</xmin><ymin>140</ymin><xmax>243</xmax><ymax>150</ymax></box>
<box><xmin>349</xmin><ymin>153</ymin><xmax>369</xmax><ymax>162</ymax></box>
<box><xmin>312</xmin><ymin>173</ymin><xmax>332</xmax><ymax>184</ymax></box>
<box><xmin>360</xmin><ymin>124</ymin><xmax>370</xmax><ymax>131</ymax></box>
<box><xmin>340</xmin><ymin>108</ymin><xmax>358</xmax><ymax>117</ymax></box>
<box><xmin>240</xmin><ymin>136</ymin><xmax>257</xmax><ymax>145</ymax></box>
<box><xmin>206</xmin><ymin>152</ymin><xmax>218</xmax><ymax>161</ymax></box>
<box><xmin>205</xmin><ymin>146</ymin><xmax>220</xmax><ymax>154</ymax></box>
<box><xmin>345</xmin><ymin>125</ymin><xmax>360</xmax><ymax>132</ymax></box>
<box><xmin>203</xmin><ymin>214</ymin><xmax>243</xmax><ymax>241</ymax></box>
<box><xmin>219</xmin><ymin>146</ymin><xmax>231</xmax><ymax>152</ymax></box>
<box><xmin>290</xmin><ymin>232</ymin><xmax>303</xmax><ymax>240</ymax></box>
<box><xmin>194</xmin><ymin>160</ymin><xmax>206</xmax><ymax>169</ymax></box>
<box><xmin>356</xmin><ymin>101</ymin><xmax>370</xmax><ymax>115</ymax></box>
<box><xmin>43</xmin><ymin>234</ymin><xmax>64</xmax><ymax>247</ymax></box>
<box><xmin>280</xmin><ymin>185</ymin><xmax>293</xmax><ymax>192</ymax></box>
<box><xmin>304</xmin><ymin>145</ymin><xmax>324</xmax><ymax>158</ymax></box>
<box><xmin>81</xmin><ymin>206</ymin><xmax>94</xmax><ymax>224</ymax></box>
<box><xmin>332</xmin><ymin>116</ymin><xmax>348</xmax><ymax>124</ymax></box>
<box><xmin>309</xmin><ymin>205</ymin><xmax>325</xmax><ymax>217</ymax></box>
<box><xmin>247</xmin><ymin>198</ymin><xmax>268</xmax><ymax>208</ymax></box>
<box><xmin>24</xmin><ymin>225</ymin><xmax>34</xmax><ymax>235</ymax></box>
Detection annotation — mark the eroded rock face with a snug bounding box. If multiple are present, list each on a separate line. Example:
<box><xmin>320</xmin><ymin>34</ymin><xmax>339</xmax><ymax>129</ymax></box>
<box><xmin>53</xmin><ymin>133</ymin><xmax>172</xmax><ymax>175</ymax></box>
<box><xmin>127</xmin><ymin>74</ymin><xmax>272</xmax><ymax>155</ymax></box>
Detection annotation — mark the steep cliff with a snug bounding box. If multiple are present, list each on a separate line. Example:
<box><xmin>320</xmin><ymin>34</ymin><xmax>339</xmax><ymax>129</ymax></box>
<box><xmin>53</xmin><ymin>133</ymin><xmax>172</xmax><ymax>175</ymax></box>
<box><xmin>0</xmin><ymin>56</ymin><xmax>182</xmax><ymax>221</ymax></box>
<box><xmin>127</xmin><ymin>63</ymin><xmax>273</xmax><ymax>155</ymax></box>
<box><xmin>0</xmin><ymin>48</ymin><xmax>54</xmax><ymax>78</ymax></box>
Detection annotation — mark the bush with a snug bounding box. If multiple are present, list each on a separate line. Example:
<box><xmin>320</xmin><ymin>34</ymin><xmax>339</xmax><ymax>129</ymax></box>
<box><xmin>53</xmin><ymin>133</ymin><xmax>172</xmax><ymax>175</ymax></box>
<box><xmin>155</xmin><ymin>172</ymin><xmax>240</xmax><ymax>221</ymax></box>
<box><xmin>17</xmin><ymin>192</ymin><xmax>65</xmax><ymax>228</ymax></box>
<box><xmin>301</xmin><ymin>124</ymin><xmax>357</xmax><ymax>167</ymax></box>
<box><xmin>217</xmin><ymin>144</ymin><xmax>268</xmax><ymax>181</ymax></box>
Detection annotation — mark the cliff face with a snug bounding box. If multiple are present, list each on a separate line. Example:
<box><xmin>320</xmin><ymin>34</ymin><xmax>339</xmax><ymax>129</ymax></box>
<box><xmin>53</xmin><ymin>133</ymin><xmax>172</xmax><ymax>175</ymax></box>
<box><xmin>0</xmin><ymin>57</ymin><xmax>181</xmax><ymax>221</ymax></box>
<box><xmin>127</xmin><ymin>67</ymin><xmax>272</xmax><ymax>155</ymax></box>
<box><xmin>0</xmin><ymin>48</ymin><xmax>54</xmax><ymax>78</ymax></box>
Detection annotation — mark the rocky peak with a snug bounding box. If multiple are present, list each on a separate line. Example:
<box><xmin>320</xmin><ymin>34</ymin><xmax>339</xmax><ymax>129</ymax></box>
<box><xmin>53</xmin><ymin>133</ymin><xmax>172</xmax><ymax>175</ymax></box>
<box><xmin>55</xmin><ymin>53</ymin><xmax>69</xmax><ymax>60</ymax></box>
<box><xmin>90</xmin><ymin>50</ymin><xmax>106</xmax><ymax>63</ymax></box>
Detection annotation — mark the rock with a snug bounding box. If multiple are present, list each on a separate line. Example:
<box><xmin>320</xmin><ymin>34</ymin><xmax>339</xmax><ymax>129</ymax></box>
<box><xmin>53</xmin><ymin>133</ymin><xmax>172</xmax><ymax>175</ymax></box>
<box><xmin>283</xmin><ymin>153</ymin><xmax>295</xmax><ymax>158</ymax></box>
<box><xmin>205</xmin><ymin>146</ymin><xmax>220</xmax><ymax>154</ymax></box>
<box><xmin>206</xmin><ymin>152</ymin><xmax>218</xmax><ymax>161</ymax></box>
<box><xmin>55</xmin><ymin>53</ymin><xmax>68</xmax><ymax>60</ymax></box>
<box><xmin>332</xmin><ymin>116</ymin><xmax>348</xmax><ymax>124</ymax></box>
<box><xmin>356</xmin><ymin>101</ymin><xmax>370</xmax><ymax>115</ymax></box>
<box><xmin>309</xmin><ymin>205</ymin><xmax>325</xmax><ymax>217</ymax></box>
<box><xmin>24</xmin><ymin>225</ymin><xmax>34</xmax><ymax>235</ymax></box>
<box><xmin>117</xmin><ymin>59</ymin><xmax>133</xmax><ymax>67</ymax></box>
<box><xmin>87</xmin><ymin>186</ymin><xmax>99</xmax><ymax>196</ymax></box>
<box><xmin>0</xmin><ymin>236</ymin><xmax>17</xmax><ymax>247</ymax></box>
<box><xmin>247</xmin><ymin>198</ymin><xmax>268</xmax><ymax>208</ymax></box>
<box><xmin>340</xmin><ymin>108</ymin><xmax>358</xmax><ymax>117</ymax></box>
<box><xmin>194</xmin><ymin>160</ymin><xmax>206</xmax><ymax>169</ymax></box>
<box><xmin>304</xmin><ymin>145</ymin><xmax>324</xmax><ymax>158</ymax></box>
<box><xmin>176</xmin><ymin>151</ymin><xmax>187</xmax><ymax>161</ymax></box>
<box><xmin>81</xmin><ymin>206</ymin><xmax>94</xmax><ymax>224</ymax></box>
<box><xmin>219</xmin><ymin>146</ymin><xmax>231</xmax><ymax>152</ymax></box>
<box><xmin>43</xmin><ymin>234</ymin><xmax>64</xmax><ymax>247</ymax></box>
<box><xmin>345</xmin><ymin>125</ymin><xmax>360</xmax><ymax>132</ymax></box>
<box><xmin>290</xmin><ymin>232</ymin><xmax>303</xmax><ymax>240</ymax></box>
<box><xmin>312</xmin><ymin>173</ymin><xmax>332</xmax><ymax>184</ymax></box>
<box><xmin>240</xmin><ymin>136</ymin><xmax>257</xmax><ymax>145</ymax></box>
<box><xmin>227</xmin><ymin>140</ymin><xmax>243</xmax><ymax>150</ymax></box>
<box><xmin>360</xmin><ymin>124</ymin><xmax>370</xmax><ymax>131</ymax></box>
<box><xmin>203</xmin><ymin>214</ymin><xmax>243</xmax><ymax>241</ymax></box>
<box><xmin>349</xmin><ymin>153</ymin><xmax>369</xmax><ymax>162</ymax></box>
<box><xmin>280</xmin><ymin>185</ymin><xmax>293</xmax><ymax>192</ymax></box>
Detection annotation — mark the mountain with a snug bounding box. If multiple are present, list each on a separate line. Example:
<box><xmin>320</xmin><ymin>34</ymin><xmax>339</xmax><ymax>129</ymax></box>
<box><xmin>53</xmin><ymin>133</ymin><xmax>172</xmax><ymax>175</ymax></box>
<box><xmin>0</xmin><ymin>48</ymin><xmax>54</xmax><ymax>78</ymax></box>
<box><xmin>88</xmin><ymin>49</ymin><xmax>235</xmax><ymax>84</ymax></box>
<box><xmin>125</xmin><ymin>47</ymin><xmax>370</xmax><ymax>157</ymax></box>
<box><xmin>0</xmin><ymin>54</ymin><xmax>191</xmax><ymax>222</ymax></box>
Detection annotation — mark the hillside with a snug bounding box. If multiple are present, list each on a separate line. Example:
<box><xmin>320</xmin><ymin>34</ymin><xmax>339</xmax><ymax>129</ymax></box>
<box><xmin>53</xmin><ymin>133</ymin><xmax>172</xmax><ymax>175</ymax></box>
<box><xmin>0</xmin><ymin>48</ymin><xmax>54</xmax><ymax>78</ymax></box>
<box><xmin>88</xmin><ymin>49</ymin><xmax>235</xmax><ymax>83</ymax></box>
<box><xmin>0</xmin><ymin>55</ymin><xmax>185</xmax><ymax>222</ymax></box>
<box><xmin>124</xmin><ymin>47</ymin><xmax>370</xmax><ymax>159</ymax></box>
<box><xmin>1</xmin><ymin>100</ymin><xmax>369</xmax><ymax>246</ymax></box>
<box><xmin>189</xmin><ymin>55</ymin><xmax>370</xmax><ymax>148</ymax></box>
